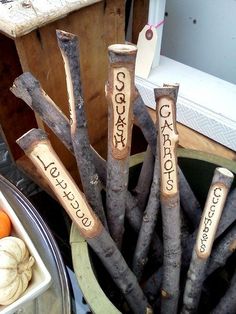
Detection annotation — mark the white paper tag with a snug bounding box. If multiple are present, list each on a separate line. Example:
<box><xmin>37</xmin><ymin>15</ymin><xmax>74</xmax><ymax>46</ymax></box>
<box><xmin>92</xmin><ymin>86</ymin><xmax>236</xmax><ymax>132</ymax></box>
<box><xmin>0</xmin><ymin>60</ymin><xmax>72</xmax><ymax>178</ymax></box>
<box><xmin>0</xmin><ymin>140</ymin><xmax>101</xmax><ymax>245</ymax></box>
<box><xmin>135</xmin><ymin>25</ymin><xmax>157</xmax><ymax>79</ymax></box>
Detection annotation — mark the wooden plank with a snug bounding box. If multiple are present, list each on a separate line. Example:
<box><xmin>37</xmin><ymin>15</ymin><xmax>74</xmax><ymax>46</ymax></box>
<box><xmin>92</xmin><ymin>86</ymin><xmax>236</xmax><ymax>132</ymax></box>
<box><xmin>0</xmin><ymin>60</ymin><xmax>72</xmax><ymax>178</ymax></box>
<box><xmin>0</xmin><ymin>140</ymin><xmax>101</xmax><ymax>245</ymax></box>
<box><xmin>147</xmin><ymin>108</ymin><xmax>236</xmax><ymax>161</ymax></box>
<box><xmin>0</xmin><ymin>33</ymin><xmax>37</xmax><ymax>160</ymax></box>
<box><xmin>103</xmin><ymin>0</ymin><xmax>125</xmax><ymax>45</ymax></box>
<box><xmin>0</xmin><ymin>0</ymin><xmax>102</xmax><ymax>38</ymax></box>
<box><xmin>14</xmin><ymin>1</ymin><xmax>125</xmax><ymax>182</ymax></box>
<box><xmin>177</xmin><ymin>123</ymin><xmax>236</xmax><ymax>161</ymax></box>
<box><xmin>132</xmin><ymin>0</ymin><xmax>149</xmax><ymax>44</ymax></box>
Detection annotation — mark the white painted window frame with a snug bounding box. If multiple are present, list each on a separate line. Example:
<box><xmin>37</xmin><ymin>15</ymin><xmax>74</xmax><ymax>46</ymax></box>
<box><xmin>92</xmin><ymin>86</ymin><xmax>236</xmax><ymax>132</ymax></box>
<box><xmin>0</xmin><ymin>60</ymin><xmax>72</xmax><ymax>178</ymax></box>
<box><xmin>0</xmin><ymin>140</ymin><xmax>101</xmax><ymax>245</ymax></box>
<box><xmin>136</xmin><ymin>0</ymin><xmax>236</xmax><ymax>152</ymax></box>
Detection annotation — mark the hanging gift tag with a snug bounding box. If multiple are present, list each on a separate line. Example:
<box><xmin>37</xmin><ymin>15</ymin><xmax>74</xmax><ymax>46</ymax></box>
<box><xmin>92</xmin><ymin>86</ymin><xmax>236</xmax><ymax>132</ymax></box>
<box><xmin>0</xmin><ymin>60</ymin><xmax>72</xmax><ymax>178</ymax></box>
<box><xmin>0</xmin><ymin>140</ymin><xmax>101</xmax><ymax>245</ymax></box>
<box><xmin>135</xmin><ymin>24</ymin><xmax>157</xmax><ymax>79</ymax></box>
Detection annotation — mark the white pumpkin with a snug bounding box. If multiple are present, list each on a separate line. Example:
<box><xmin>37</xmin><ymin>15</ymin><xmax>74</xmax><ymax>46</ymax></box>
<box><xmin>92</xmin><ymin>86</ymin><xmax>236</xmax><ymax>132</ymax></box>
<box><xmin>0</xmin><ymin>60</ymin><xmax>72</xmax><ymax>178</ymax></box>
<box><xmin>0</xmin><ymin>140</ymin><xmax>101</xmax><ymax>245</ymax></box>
<box><xmin>0</xmin><ymin>236</ymin><xmax>35</xmax><ymax>305</ymax></box>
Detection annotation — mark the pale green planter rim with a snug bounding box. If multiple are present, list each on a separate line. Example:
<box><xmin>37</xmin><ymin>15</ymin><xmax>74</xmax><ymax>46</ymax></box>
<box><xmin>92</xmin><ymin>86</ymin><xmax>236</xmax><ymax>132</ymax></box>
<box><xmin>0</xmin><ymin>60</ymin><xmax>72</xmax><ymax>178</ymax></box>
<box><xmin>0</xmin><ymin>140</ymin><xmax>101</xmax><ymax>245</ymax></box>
<box><xmin>70</xmin><ymin>148</ymin><xmax>236</xmax><ymax>314</ymax></box>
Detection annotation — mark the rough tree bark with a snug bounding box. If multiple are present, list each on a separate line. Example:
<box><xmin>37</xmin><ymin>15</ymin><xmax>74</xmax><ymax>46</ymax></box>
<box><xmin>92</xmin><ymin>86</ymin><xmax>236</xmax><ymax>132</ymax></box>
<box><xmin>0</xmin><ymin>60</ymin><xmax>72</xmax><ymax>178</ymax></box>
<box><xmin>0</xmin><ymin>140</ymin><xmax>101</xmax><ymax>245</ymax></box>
<box><xmin>56</xmin><ymin>30</ymin><xmax>107</xmax><ymax>228</ymax></box>
<box><xmin>16</xmin><ymin>128</ymin><xmax>152</xmax><ymax>314</ymax></box>
<box><xmin>132</xmin><ymin>145</ymin><xmax>160</xmax><ymax>281</ymax></box>
<box><xmin>105</xmin><ymin>43</ymin><xmax>137</xmax><ymax>248</ymax></box>
<box><xmin>132</xmin><ymin>145</ymin><xmax>155</xmax><ymax>212</ymax></box>
<box><xmin>181</xmin><ymin>167</ymin><xmax>234</xmax><ymax>314</ymax></box>
<box><xmin>155</xmin><ymin>87</ymin><xmax>181</xmax><ymax>314</ymax></box>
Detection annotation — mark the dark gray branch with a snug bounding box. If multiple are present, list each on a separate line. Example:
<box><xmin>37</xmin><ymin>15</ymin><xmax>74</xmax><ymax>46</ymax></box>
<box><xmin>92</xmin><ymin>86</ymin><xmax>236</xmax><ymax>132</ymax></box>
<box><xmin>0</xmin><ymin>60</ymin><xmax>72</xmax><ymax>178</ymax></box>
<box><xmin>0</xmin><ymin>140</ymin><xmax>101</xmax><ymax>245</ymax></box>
<box><xmin>211</xmin><ymin>270</ymin><xmax>236</xmax><ymax>314</ymax></box>
<box><xmin>132</xmin><ymin>145</ymin><xmax>155</xmax><ymax>212</ymax></box>
<box><xmin>56</xmin><ymin>30</ymin><xmax>108</xmax><ymax>229</ymax></box>
<box><xmin>132</xmin><ymin>146</ymin><xmax>160</xmax><ymax>280</ymax></box>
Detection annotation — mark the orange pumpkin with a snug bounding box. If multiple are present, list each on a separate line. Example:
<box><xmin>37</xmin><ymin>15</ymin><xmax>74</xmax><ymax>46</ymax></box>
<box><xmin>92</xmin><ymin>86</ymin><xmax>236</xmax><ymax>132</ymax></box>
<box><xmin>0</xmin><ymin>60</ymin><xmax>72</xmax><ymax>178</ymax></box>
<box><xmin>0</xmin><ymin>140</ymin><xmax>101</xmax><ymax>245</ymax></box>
<box><xmin>0</xmin><ymin>210</ymin><xmax>11</xmax><ymax>238</ymax></box>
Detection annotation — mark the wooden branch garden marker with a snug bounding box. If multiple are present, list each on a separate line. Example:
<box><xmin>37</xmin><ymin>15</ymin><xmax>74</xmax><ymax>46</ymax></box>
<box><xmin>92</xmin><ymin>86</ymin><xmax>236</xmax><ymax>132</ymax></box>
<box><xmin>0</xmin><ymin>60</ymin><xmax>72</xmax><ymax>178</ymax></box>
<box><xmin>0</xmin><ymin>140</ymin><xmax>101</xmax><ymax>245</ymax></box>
<box><xmin>105</xmin><ymin>43</ymin><xmax>137</xmax><ymax>248</ymax></box>
<box><xmin>134</xmin><ymin>87</ymin><xmax>202</xmax><ymax>228</ymax></box>
<box><xmin>155</xmin><ymin>87</ymin><xmax>181</xmax><ymax>314</ymax></box>
<box><xmin>10</xmin><ymin>72</ymin><xmax>144</xmax><ymax>234</ymax></box>
<box><xmin>181</xmin><ymin>167</ymin><xmax>234</xmax><ymax>314</ymax></box>
<box><xmin>16</xmin><ymin>128</ymin><xmax>152</xmax><ymax>314</ymax></box>
<box><xmin>56</xmin><ymin>30</ymin><xmax>107</xmax><ymax>229</ymax></box>
<box><xmin>182</xmin><ymin>187</ymin><xmax>236</xmax><ymax>270</ymax></box>
<box><xmin>132</xmin><ymin>85</ymin><xmax>181</xmax><ymax>279</ymax></box>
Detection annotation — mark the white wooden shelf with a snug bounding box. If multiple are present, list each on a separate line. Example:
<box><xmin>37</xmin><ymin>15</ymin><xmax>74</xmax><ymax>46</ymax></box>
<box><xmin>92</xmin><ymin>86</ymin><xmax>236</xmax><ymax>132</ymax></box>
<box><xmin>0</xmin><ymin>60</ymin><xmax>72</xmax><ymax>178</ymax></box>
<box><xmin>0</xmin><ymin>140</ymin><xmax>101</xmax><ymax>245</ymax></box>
<box><xmin>136</xmin><ymin>55</ymin><xmax>236</xmax><ymax>152</ymax></box>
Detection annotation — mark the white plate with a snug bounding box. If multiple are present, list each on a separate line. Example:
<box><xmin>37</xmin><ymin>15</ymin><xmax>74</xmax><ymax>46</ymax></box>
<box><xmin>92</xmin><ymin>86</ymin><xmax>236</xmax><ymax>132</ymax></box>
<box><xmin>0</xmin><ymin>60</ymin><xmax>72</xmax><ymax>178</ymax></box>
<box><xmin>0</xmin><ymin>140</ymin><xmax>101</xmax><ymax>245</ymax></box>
<box><xmin>0</xmin><ymin>190</ymin><xmax>52</xmax><ymax>314</ymax></box>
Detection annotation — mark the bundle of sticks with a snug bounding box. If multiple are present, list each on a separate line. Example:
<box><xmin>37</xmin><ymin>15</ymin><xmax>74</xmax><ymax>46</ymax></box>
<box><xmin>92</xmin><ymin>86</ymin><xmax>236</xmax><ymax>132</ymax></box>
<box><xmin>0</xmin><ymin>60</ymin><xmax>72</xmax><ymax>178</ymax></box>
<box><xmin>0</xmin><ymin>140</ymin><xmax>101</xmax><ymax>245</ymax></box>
<box><xmin>11</xmin><ymin>30</ymin><xmax>236</xmax><ymax>314</ymax></box>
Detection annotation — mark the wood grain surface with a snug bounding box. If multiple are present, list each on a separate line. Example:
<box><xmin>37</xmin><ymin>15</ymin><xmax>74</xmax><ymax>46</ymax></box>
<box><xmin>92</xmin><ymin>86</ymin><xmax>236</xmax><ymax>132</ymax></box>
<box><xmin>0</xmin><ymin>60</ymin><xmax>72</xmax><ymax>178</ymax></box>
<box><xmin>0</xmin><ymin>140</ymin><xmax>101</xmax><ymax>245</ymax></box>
<box><xmin>13</xmin><ymin>1</ymin><xmax>125</xmax><ymax>182</ymax></box>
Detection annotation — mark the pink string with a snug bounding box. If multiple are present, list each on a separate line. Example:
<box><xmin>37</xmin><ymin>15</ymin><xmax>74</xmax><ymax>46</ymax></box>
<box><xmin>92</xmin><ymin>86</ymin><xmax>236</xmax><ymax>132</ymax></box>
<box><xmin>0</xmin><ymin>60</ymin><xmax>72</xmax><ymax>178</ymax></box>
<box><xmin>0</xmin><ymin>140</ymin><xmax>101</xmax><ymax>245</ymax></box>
<box><xmin>147</xmin><ymin>19</ymin><xmax>165</xmax><ymax>30</ymax></box>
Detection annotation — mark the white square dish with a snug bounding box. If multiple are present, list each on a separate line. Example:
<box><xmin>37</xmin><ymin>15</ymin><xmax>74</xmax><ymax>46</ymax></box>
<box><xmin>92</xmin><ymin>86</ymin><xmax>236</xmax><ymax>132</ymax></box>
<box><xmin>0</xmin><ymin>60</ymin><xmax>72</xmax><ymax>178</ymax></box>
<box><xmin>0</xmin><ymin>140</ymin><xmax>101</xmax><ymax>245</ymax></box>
<box><xmin>0</xmin><ymin>190</ymin><xmax>52</xmax><ymax>314</ymax></box>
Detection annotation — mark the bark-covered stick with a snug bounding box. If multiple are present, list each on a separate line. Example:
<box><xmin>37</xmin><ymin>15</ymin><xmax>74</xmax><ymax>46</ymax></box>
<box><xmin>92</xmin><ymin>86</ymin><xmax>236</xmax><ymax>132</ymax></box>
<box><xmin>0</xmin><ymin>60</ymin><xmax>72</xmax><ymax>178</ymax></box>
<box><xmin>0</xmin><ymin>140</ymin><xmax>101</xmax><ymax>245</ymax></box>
<box><xmin>11</xmin><ymin>73</ymin><xmax>73</xmax><ymax>152</ymax></box>
<box><xmin>181</xmin><ymin>167</ymin><xmax>234</xmax><ymax>314</ymax></box>
<box><xmin>143</xmin><ymin>209</ymin><xmax>191</xmax><ymax>301</ymax></box>
<box><xmin>178</xmin><ymin>170</ymin><xmax>202</xmax><ymax>229</ymax></box>
<box><xmin>134</xmin><ymin>90</ymin><xmax>202</xmax><ymax>228</ymax></box>
<box><xmin>206</xmin><ymin>222</ymin><xmax>236</xmax><ymax>277</ymax></box>
<box><xmin>132</xmin><ymin>145</ymin><xmax>155</xmax><ymax>212</ymax></box>
<box><xmin>163</xmin><ymin>84</ymin><xmax>201</xmax><ymax>229</ymax></box>
<box><xmin>105</xmin><ymin>43</ymin><xmax>137</xmax><ymax>248</ymax></box>
<box><xmin>132</xmin><ymin>145</ymin><xmax>160</xmax><ymax>280</ymax></box>
<box><xmin>147</xmin><ymin>212</ymin><xmax>187</xmax><ymax>294</ymax></box>
<box><xmin>211</xmin><ymin>270</ymin><xmax>236</xmax><ymax>314</ymax></box>
<box><xmin>155</xmin><ymin>87</ymin><xmax>181</xmax><ymax>314</ymax></box>
<box><xmin>16</xmin><ymin>128</ymin><xmax>152</xmax><ymax>314</ymax></box>
<box><xmin>10</xmin><ymin>72</ymin><xmax>142</xmax><ymax>232</ymax></box>
<box><xmin>143</xmin><ymin>267</ymin><xmax>163</xmax><ymax>302</ymax></box>
<box><xmin>131</xmin><ymin>85</ymin><xmax>179</xmax><ymax>280</ymax></box>
<box><xmin>56</xmin><ymin>30</ymin><xmax>108</xmax><ymax>228</ymax></box>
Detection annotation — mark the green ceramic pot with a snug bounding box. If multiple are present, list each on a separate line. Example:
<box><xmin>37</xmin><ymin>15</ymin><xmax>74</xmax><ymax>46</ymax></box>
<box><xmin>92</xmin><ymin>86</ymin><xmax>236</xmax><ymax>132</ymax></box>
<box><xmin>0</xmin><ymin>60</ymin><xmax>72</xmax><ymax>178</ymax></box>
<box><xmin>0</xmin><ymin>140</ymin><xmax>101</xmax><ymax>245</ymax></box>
<box><xmin>70</xmin><ymin>149</ymin><xmax>236</xmax><ymax>314</ymax></box>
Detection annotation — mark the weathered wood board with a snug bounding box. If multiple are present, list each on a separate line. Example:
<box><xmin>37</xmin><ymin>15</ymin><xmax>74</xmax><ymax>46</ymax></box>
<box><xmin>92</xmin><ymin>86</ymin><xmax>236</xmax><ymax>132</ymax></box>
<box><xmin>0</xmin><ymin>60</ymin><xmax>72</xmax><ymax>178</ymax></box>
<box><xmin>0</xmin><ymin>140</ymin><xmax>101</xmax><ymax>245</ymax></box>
<box><xmin>0</xmin><ymin>33</ymin><xmax>37</xmax><ymax>160</ymax></box>
<box><xmin>0</xmin><ymin>0</ymin><xmax>101</xmax><ymax>38</ymax></box>
<box><xmin>0</xmin><ymin>1</ymin><xmax>125</xmax><ymax>185</ymax></box>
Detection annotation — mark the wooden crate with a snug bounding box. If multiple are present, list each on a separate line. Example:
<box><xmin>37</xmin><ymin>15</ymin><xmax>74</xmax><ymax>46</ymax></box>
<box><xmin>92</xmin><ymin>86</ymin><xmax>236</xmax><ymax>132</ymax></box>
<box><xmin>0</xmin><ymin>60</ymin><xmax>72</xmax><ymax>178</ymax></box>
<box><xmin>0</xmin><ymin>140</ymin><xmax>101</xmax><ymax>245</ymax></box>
<box><xmin>0</xmin><ymin>0</ymin><xmax>125</xmax><ymax>183</ymax></box>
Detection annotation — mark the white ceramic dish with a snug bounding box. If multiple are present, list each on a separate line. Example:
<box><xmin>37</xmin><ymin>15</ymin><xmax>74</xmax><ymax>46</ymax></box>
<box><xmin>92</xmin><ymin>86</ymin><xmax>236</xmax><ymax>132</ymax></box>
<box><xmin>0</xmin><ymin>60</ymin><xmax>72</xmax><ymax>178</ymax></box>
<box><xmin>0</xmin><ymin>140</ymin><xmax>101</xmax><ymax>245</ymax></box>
<box><xmin>0</xmin><ymin>190</ymin><xmax>52</xmax><ymax>314</ymax></box>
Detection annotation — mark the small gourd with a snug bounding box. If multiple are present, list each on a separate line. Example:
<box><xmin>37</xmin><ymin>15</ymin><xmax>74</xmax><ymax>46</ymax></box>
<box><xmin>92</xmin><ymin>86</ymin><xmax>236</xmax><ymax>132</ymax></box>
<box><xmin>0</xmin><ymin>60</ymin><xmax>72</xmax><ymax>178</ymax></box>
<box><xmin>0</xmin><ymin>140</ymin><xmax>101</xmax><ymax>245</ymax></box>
<box><xmin>0</xmin><ymin>236</ymin><xmax>35</xmax><ymax>305</ymax></box>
